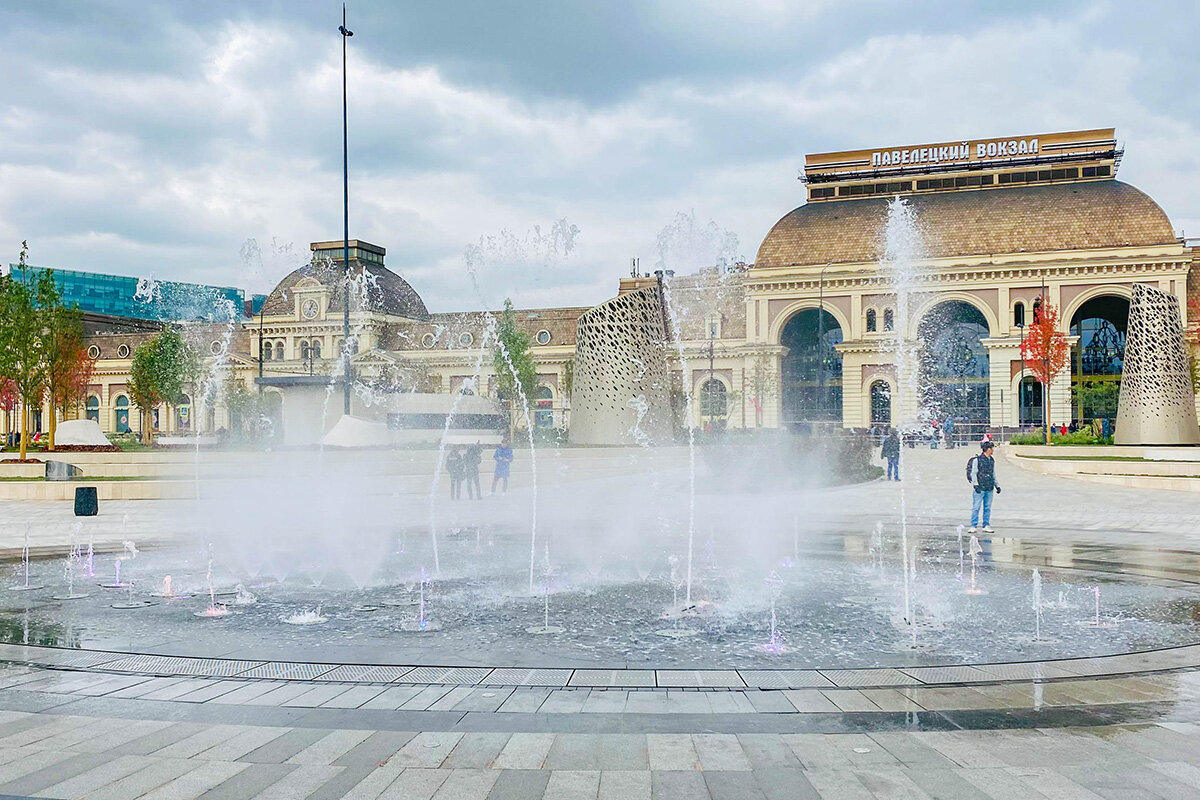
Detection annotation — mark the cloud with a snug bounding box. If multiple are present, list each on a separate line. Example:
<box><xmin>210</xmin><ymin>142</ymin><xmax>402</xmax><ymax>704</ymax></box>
<box><xmin>0</xmin><ymin>1</ymin><xmax>1197</xmax><ymax>312</ymax></box>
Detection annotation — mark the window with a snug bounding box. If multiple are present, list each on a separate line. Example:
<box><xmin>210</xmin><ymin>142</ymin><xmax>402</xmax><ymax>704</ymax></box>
<box><xmin>210</xmin><ymin>340</ymin><xmax>223</xmax><ymax>355</ymax></box>
<box><xmin>869</xmin><ymin>381</ymin><xmax>891</xmax><ymax>424</ymax></box>
<box><xmin>300</xmin><ymin>341</ymin><xmax>310</xmax><ymax>360</ymax></box>
<box><xmin>535</xmin><ymin>386</ymin><xmax>554</xmax><ymax>428</ymax></box>
<box><xmin>1014</xmin><ymin>302</ymin><xmax>1026</xmax><ymax>328</ymax></box>
<box><xmin>87</xmin><ymin>345</ymin><xmax>101</xmax><ymax>359</ymax></box>
<box><xmin>114</xmin><ymin>395</ymin><xmax>130</xmax><ymax>433</ymax></box>
<box><xmin>275</xmin><ymin>340</ymin><xmax>285</xmax><ymax>360</ymax></box>
<box><xmin>883</xmin><ymin>308</ymin><xmax>895</xmax><ymax>332</ymax></box>
<box><xmin>422</xmin><ymin>333</ymin><xmax>436</xmax><ymax>348</ymax></box>
<box><xmin>536</xmin><ymin>330</ymin><xmax>551</xmax><ymax>345</ymax></box>
<box><xmin>86</xmin><ymin>395</ymin><xmax>100</xmax><ymax>423</ymax></box>
<box><xmin>810</xmin><ymin>186</ymin><xmax>835</xmax><ymax>199</ymax></box>
<box><xmin>866</xmin><ymin>309</ymin><xmax>877</xmax><ymax>332</ymax></box>
<box><xmin>116</xmin><ymin>344</ymin><xmax>130</xmax><ymax>358</ymax></box>
<box><xmin>700</xmin><ymin>379</ymin><xmax>727</xmax><ymax>418</ymax></box>
<box><xmin>310</xmin><ymin>340</ymin><xmax>321</xmax><ymax>359</ymax></box>
<box><xmin>459</xmin><ymin>332</ymin><xmax>474</xmax><ymax>347</ymax></box>
<box><xmin>263</xmin><ymin>341</ymin><xmax>273</xmax><ymax>360</ymax></box>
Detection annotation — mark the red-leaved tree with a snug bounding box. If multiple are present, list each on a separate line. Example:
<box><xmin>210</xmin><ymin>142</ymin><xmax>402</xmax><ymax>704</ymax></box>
<box><xmin>1019</xmin><ymin>298</ymin><xmax>1071</xmax><ymax>443</ymax></box>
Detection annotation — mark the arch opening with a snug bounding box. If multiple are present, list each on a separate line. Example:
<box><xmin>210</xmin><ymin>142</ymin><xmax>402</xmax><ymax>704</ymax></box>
<box><xmin>917</xmin><ymin>301</ymin><xmax>990</xmax><ymax>428</ymax></box>
<box><xmin>1069</xmin><ymin>295</ymin><xmax>1128</xmax><ymax>423</ymax></box>
<box><xmin>780</xmin><ymin>308</ymin><xmax>843</xmax><ymax>425</ymax></box>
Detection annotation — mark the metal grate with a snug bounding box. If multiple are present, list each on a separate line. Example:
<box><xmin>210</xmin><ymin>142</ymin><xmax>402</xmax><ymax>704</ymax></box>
<box><xmin>486</xmin><ymin>668</ymin><xmax>572</xmax><ymax>687</ymax></box>
<box><xmin>397</xmin><ymin>667</ymin><xmax>491</xmax><ymax>685</ymax></box>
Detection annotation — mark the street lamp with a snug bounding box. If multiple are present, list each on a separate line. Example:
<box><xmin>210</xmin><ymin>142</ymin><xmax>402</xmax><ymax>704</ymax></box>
<box><xmin>817</xmin><ymin>262</ymin><xmax>831</xmax><ymax>426</ymax></box>
<box><xmin>339</xmin><ymin>5</ymin><xmax>353</xmax><ymax>417</ymax></box>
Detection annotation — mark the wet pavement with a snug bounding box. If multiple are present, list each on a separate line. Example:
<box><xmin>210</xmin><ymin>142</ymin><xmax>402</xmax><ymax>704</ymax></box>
<box><xmin>0</xmin><ymin>447</ymin><xmax>1197</xmax><ymax>797</ymax></box>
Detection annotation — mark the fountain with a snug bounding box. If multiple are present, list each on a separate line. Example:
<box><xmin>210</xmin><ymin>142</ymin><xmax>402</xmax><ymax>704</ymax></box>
<box><xmin>526</xmin><ymin>545</ymin><xmax>565</xmax><ymax>635</ymax></box>
<box><xmin>763</xmin><ymin>571</ymin><xmax>785</xmax><ymax>653</ymax></box>
<box><xmin>10</xmin><ymin>526</ymin><xmax>42</xmax><ymax>592</ymax></box>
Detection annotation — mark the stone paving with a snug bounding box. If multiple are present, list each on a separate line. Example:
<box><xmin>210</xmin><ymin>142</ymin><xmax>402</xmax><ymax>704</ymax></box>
<box><xmin>0</xmin><ymin>447</ymin><xmax>1198</xmax><ymax>796</ymax></box>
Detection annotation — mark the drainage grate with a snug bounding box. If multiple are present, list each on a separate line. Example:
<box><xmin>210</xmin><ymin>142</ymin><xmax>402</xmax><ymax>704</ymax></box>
<box><xmin>486</xmin><ymin>668</ymin><xmax>572</xmax><ymax>687</ymax></box>
<box><xmin>239</xmin><ymin>662</ymin><xmax>336</xmax><ymax>680</ymax></box>
<box><xmin>568</xmin><ymin>669</ymin><xmax>657</xmax><ymax>687</ymax></box>
<box><xmin>738</xmin><ymin>670</ymin><xmax>834</xmax><ymax>689</ymax></box>
<box><xmin>315</xmin><ymin>665</ymin><xmax>414</xmax><ymax>683</ymax></box>
<box><xmin>397</xmin><ymin>667</ymin><xmax>491</xmax><ymax>685</ymax></box>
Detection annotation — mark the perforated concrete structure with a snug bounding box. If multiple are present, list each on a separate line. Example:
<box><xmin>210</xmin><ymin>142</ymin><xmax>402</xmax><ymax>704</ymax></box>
<box><xmin>569</xmin><ymin>285</ymin><xmax>674</xmax><ymax>446</ymax></box>
<box><xmin>1115</xmin><ymin>283</ymin><xmax>1200</xmax><ymax>445</ymax></box>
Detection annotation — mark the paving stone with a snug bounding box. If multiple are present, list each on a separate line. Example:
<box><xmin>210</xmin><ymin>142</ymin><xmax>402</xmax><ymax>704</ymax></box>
<box><xmin>320</xmin><ymin>685</ymin><xmax>389</xmax><ymax>709</ymax></box>
<box><xmin>31</xmin><ymin>753</ymin><xmax>155</xmax><ymax>799</ymax></box>
<box><xmin>453</xmin><ymin>688</ymin><xmax>515</xmax><ymax>713</ymax></box>
<box><xmin>333</xmin><ymin>731</ymin><xmax>418</xmax><ymax>768</ymax></box>
<box><xmin>736</xmin><ymin>735</ymin><xmax>802</xmax><ymax>770</ymax></box>
<box><xmin>703</xmin><ymin>770</ymin><xmax>766</xmax><ymax>800</ymax></box>
<box><xmin>780</xmin><ymin>690</ymin><xmax>839</xmax><ymax>713</ymax></box>
<box><xmin>820</xmin><ymin>690</ymin><xmax>881</xmax><ymax>712</ymax></box>
<box><xmin>543</xmin><ymin>769</ymin><xmax>600</xmax><ymax>800</ymax></box>
<box><xmin>648</xmin><ymin>735</ymin><xmax>700</xmax><ymax>771</ymax></box>
<box><xmin>205</xmin><ymin>681</ymin><xmax>287</xmax><ymax>705</ymax></box>
<box><xmin>427</xmin><ymin>686</ymin><xmax>476</xmax><ymax>711</ymax></box>
<box><xmin>752</xmin><ymin>767</ymin><xmax>821</xmax><ymax>800</ymax></box>
<box><xmin>900</xmin><ymin>765</ymin><xmax>994</xmax><ymax>799</ymax></box>
<box><xmin>399</xmin><ymin>686</ymin><xmax>454</xmax><ymax>711</ymax></box>
<box><xmin>241</xmin><ymin>764</ymin><xmax>342</xmax><ymax>800</ymax></box>
<box><xmin>868</xmin><ymin>733</ymin><xmax>957</xmax><ymax>767</ymax></box>
<box><xmin>955</xmin><ymin>767</ymin><xmax>1052</xmax><ymax>800</ymax></box>
<box><xmin>134</xmin><ymin>760</ymin><xmax>251</xmax><ymax>800</ymax></box>
<box><xmin>650</xmin><ymin>770</ymin><xmax>711</xmax><ymax>799</ymax></box>
<box><xmin>378</xmin><ymin>767</ymin><xmax>450</xmax><ymax>799</ymax></box>
<box><xmin>493</xmin><ymin>733</ymin><xmax>556</xmax><ymax>770</ymax></box>
<box><xmin>306</xmin><ymin>765</ymin><xmax>376</xmax><ymax>800</ymax></box>
<box><xmin>692</xmin><ymin>735</ymin><xmax>751</xmax><ymax>771</ymax></box>
<box><xmin>238</xmin><ymin>727</ymin><xmax>330</xmax><ymax>763</ymax></box>
<box><xmin>285</xmin><ymin>684</ymin><xmax>356</xmax><ymax>709</ymax></box>
<box><xmin>360</xmin><ymin>686</ymin><xmax>426</xmax><ymax>710</ymax></box>
<box><xmin>599</xmin><ymin>770</ymin><xmax>652</xmax><ymax>800</ymax></box>
<box><xmin>486</xmin><ymin>769</ymin><xmax>552</xmax><ymax>800</ymax></box>
<box><xmin>539</xmin><ymin>690</ymin><xmax>589</xmax><ymax>714</ymax></box>
<box><xmin>442</xmin><ymin>733</ymin><xmax>512</xmax><ymax>769</ymax></box>
<box><xmin>171</xmin><ymin>680</ymin><xmax>246</xmax><ymax>704</ymax></box>
<box><xmin>196</xmin><ymin>726</ymin><xmax>291</xmax><ymax>762</ymax></box>
<box><xmin>545</xmin><ymin>734</ymin><xmax>603</xmax><ymax>770</ymax></box>
<box><xmin>108</xmin><ymin>722</ymin><xmax>212</xmax><ymax>756</ymax></box>
<box><xmin>0</xmin><ymin>751</ymin><xmax>113</xmax><ymax>796</ymax></box>
<box><xmin>328</xmin><ymin>765</ymin><xmax>403</xmax><ymax>800</ymax></box>
<box><xmin>581</xmin><ymin>690</ymin><xmax>628</xmax><ymax>714</ymax></box>
<box><xmin>801</xmin><ymin>767</ymin><xmax>875</xmax><ymax>800</ymax></box>
<box><xmin>391</xmin><ymin>732</ymin><xmax>464</xmax><ymax>768</ymax></box>
<box><xmin>83</xmin><ymin>758</ymin><xmax>203</xmax><ymax>800</ymax></box>
<box><xmin>431</xmin><ymin>769</ymin><xmax>500</xmax><ymax>800</ymax></box>
<box><xmin>742</xmin><ymin>691</ymin><xmax>796</xmax><ymax>713</ymax></box>
<box><xmin>195</xmin><ymin>762</ymin><xmax>296</xmax><ymax>800</ymax></box>
<box><xmin>242</xmin><ymin>682</ymin><xmax>317</xmax><ymax>707</ymax></box>
<box><xmin>286</xmin><ymin>729</ymin><xmax>375</xmax><ymax>765</ymax></box>
<box><xmin>157</xmin><ymin>725</ymin><xmax>250</xmax><ymax>759</ymax></box>
<box><xmin>497</xmin><ymin>689</ymin><xmax>553</xmax><ymax>714</ymax></box>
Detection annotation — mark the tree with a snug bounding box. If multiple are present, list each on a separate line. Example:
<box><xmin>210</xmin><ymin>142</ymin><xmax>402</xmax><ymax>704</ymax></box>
<box><xmin>0</xmin><ymin>243</ymin><xmax>48</xmax><ymax>460</ymax></box>
<box><xmin>746</xmin><ymin>353</ymin><xmax>780</xmax><ymax>427</ymax></box>
<box><xmin>492</xmin><ymin>299</ymin><xmax>538</xmax><ymax>433</ymax></box>
<box><xmin>39</xmin><ymin>272</ymin><xmax>90</xmax><ymax>451</ymax></box>
<box><xmin>128</xmin><ymin>328</ymin><xmax>196</xmax><ymax>445</ymax></box>
<box><xmin>1019</xmin><ymin>298</ymin><xmax>1071</xmax><ymax>444</ymax></box>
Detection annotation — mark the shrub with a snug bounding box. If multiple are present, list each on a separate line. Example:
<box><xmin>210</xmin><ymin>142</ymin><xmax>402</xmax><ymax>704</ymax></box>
<box><xmin>1008</xmin><ymin>430</ymin><xmax>1113</xmax><ymax>445</ymax></box>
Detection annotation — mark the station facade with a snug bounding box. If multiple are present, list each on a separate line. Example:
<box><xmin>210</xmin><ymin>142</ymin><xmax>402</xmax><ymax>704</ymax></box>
<box><xmin>50</xmin><ymin>128</ymin><xmax>1200</xmax><ymax>439</ymax></box>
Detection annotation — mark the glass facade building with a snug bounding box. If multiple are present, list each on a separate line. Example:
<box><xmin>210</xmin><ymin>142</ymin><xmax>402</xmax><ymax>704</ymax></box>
<box><xmin>7</xmin><ymin>264</ymin><xmax>248</xmax><ymax>322</ymax></box>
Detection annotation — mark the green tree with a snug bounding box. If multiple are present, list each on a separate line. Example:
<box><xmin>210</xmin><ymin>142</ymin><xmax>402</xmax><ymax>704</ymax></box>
<box><xmin>38</xmin><ymin>270</ymin><xmax>89</xmax><ymax>451</ymax></box>
<box><xmin>128</xmin><ymin>328</ymin><xmax>197</xmax><ymax>445</ymax></box>
<box><xmin>0</xmin><ymin>243</ymin><xmax>48</xmax><ymax>460</ymax></box>
<box><xmin>492</xmin><ymin>299</ymin><xmax>538</xmax><ymax>433</ymax></box>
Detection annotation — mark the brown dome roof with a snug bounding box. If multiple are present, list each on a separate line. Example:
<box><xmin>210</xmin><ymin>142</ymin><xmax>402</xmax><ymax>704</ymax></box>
<box><xmin>755</xmin><ymin>180</ymin><xmax>1177</xmax><ymax>268</ymax></box>
<box><xmin>261</xmin><ymin>261</ymin><xmax>430</xmax><ymax>320</ymax></box>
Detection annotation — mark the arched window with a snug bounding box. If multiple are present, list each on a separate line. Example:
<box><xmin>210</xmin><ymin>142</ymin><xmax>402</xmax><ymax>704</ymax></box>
<box><xmin>1020</xmin><ymin>376</ymin><xmax>1043</xmax><ymax>426</ymax></box>
<box><xmin>780</xmin><ymin>308</ymin><xmax>843</xmax><ymax>424</ymax></box>
<box><xmin>262</xmin><ymin>341</ymin><xmax>273</xmax><ymax>361</ymax></box>
<box><xmin>310</xmin><ymin>340</ymin><xmax>322</xmax><ymax>359</ymax></box>
<box><xmin>700</xmin><ymin>379</ymin><xmax>728</xmax><ymax>418</ymax></box>
<box><xmin>883</xmin><ymin>308</ymin><xmax>895</xmax><ymax>332</ymax></box>
<box><xmin>1013</xmin><ymin>301</ymin><xmax>1026</xmax><ymax>329</ymax></box>
<box><xmin>866</xmin><ymin>309</ymin><xmax>877</xmax><ymax>333</ymax></box>
<box><xmin>275</xmin><ymin>340</ymin><xmax>285</xmax><ymax>360</ymax></box>
<box><xmin>177</xmin><ymin>394</ymin><xmax>192</xmax><ymax>430</ymax></box>
<box><xmin>86</xmin><ymin>395</ymin><xmax>100</xmax><ymax>423</ymax></box>
<box><xmin>114</xmin><ymin>395</ymin><xmax>130</xmax><ymax>433</ymax></box>
<box><xmin>869</xmin><ymin>381</ymin><xmax>891</xmax><ymax>424</ymax></box>
<box><xmin>1069</xmin><ymin>294</ymin><xmax>1128</xmax><ymax>421</ymax></box>
<box><xmin>300</xmin><ymin>341</ymin><xmax>310</xmax><ymax>360</ymax></box>
<box><xmin>917</xmin><ymin>301</ymin><xmax>990</xmax><ymax>426</ymax></box>
<box><xmin>535</xmin><ymin>385</ymin><xmax>554</xmax><ymax>428</ymax></box>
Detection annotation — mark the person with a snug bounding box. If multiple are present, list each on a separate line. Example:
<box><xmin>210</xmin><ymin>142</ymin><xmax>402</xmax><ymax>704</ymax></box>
<box><xmin>446</xmin><ymin>445</ymin><xmax>464</xmax><ymax>500</ymax></box>
<box><xmin>1060</xmin><ymin>423</ymin><xmax>1068</xmax><ymax>437</ymax></box>
<box><xmin>966</xmin><ymin>441</ymin><xmax>1001</xmax><ymax>533</ymax></box>
<box><xmin>492</xmin><ymin>438</ymin><xmax>514</xmax><ymax>494</ymax></box>
<box><xmin>943</xmin><ymin>416</ymin><xmax>956</xmax><ymax>449</ymax></box>
<box><xmin>881</xmin><ymin>428</ymin><xmax>901</xmax><ymax>481</ymax></box>
<box><xmin>464</xmin><ymin>441</ymin><xmax>483</xmax><ymax>499</ymax></box>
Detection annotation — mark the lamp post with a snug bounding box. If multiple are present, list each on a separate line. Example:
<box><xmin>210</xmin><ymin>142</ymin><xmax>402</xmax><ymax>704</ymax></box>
<box><xmin>817</xmin><ymin>262</ymin><xmax>831</xmax><ymax>427</ymax></box>
<box><xmin>1016</xmin><ymin>319</ymin><xmax>1025</xmax><ymax>430</ymax></box>
<box><xmin>339</xmin><ymin>5</ymin><xmax>353</xmax><ymax>417</ymax></box>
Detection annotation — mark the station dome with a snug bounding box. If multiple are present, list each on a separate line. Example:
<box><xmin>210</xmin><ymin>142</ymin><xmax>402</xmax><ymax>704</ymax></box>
<box><xmin>260</xmin><ymin>261</ymin><xmax>430</xmax><ymax>320</ymax></box>
<box><xmin>754</xmin><ymin>180</ymin><xmax>1177</xmax><ymax>268</ymax></box>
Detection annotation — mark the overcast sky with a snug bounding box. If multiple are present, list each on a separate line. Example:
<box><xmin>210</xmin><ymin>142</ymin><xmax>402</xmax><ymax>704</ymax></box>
<box><xmin>2</xmin><ymin>0</ymin><xmax>1197</xmax><ymax>312</ymax></box>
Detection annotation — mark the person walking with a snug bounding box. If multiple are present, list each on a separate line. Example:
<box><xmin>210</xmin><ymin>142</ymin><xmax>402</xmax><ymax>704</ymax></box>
<box><xmin>491</xmin><ymin>438</ymin><xmax>514</xmax><ymax>494</ymax></box>
<box><xmin>881</xmin><ymin>428</ymin><xmax>901</xmax><ymax>481</ymax></box>
<box><xmin>464</xmin><ymin>441</ymin><xmax>483</xmax><ymax>499</ymax></box>
<box><xmin>446</xmin><ymin>445</ymin><xmax>464</xmax><ymax>500</ymax></box>
<box><xmin>966</xmin><ymin>441</ymin><xmax>1001</xmax><ymax>533</ymax></box>
<box><xmin>943</xmin><ymin>416</ymin><xmax>955</xmax><ymax>449</ymax></box>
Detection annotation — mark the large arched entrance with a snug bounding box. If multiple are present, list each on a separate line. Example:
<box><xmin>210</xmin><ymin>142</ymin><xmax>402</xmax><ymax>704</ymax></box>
<box><xmin>1070</xmin><ymin>295</ymin><xmax>1127</xmax><ymax>423</ymax></box>
<box><xmin>780</xmin><ymin>308</ymin><xmax>843</xmax><ymax>426</ymax></box>
<box><xmin>917</xmin><ymin>301</ymin><xmax>990</xmax><ymax>429</ymax></box>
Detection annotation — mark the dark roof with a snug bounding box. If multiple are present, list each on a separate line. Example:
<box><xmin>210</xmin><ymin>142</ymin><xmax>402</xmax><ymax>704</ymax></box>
<box><xmin>261</xmin><ymin>261</ymin><xmax>430</xmax><ymax>320</ymax></box>
<box><xmin>755</xmin><ymin>180</ymin><xmax>1177</xmax><ymax>268</ymax></box>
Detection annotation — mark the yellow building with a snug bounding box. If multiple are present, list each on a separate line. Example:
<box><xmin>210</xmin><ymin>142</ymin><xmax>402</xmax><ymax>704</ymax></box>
<box><xmin>68</xmin><ymin>127</ymin><xmax>1198</xmax><ymax>441</ymax></box>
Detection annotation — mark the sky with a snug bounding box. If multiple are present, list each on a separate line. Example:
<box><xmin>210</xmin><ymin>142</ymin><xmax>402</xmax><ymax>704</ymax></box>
<box><xmin>1</xmin><ymin>0</ymin><xmax>1198</xmax><ymax>313</ymax></box>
